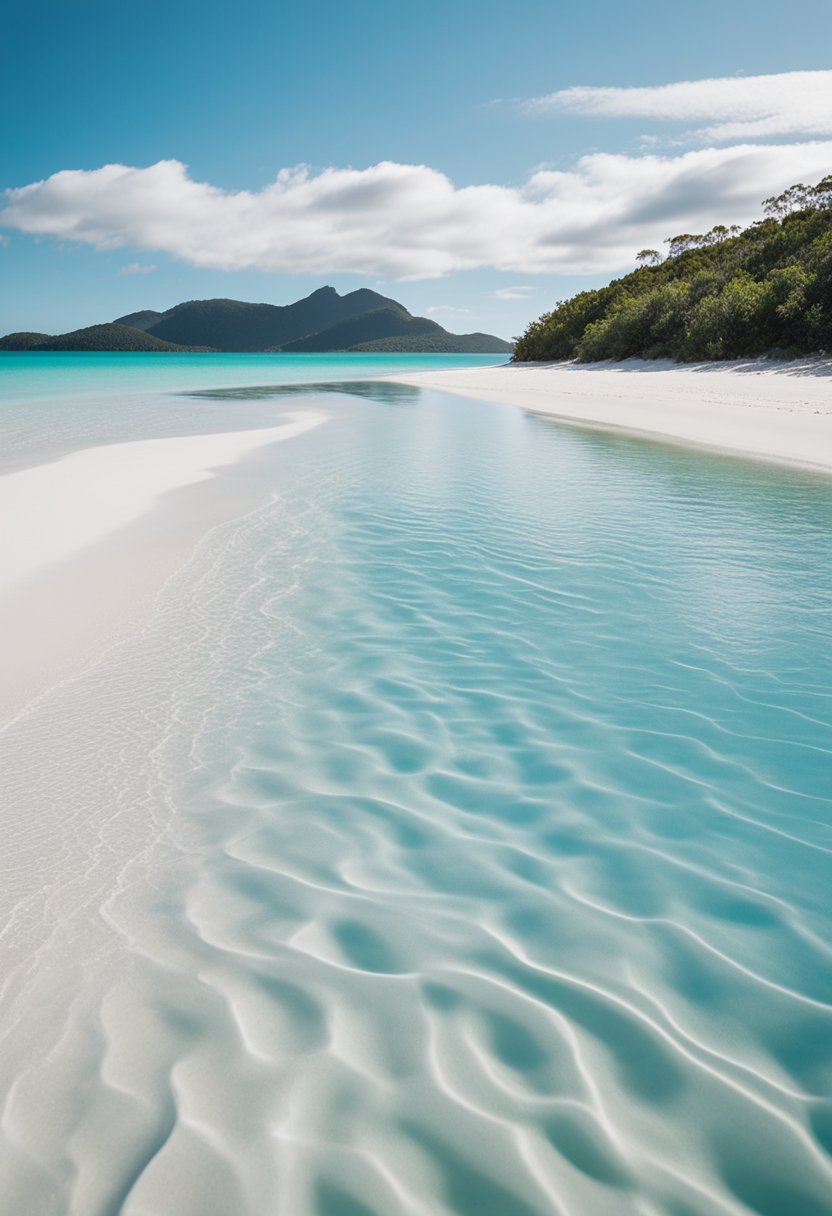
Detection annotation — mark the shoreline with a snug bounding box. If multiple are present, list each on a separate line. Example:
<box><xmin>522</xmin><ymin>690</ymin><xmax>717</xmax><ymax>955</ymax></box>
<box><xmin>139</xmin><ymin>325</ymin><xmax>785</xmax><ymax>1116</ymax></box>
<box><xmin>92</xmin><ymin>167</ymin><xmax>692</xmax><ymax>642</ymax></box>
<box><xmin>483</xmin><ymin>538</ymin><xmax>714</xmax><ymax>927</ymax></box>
<box><xmin>0</xmin><ymin>411</ymin><xmax>326</xmax><ymax>726</ymax></box>
<box><xmin>384</xmin><ymin>357</ymin><xmax>832</xmax><ymax>476</ymax></box>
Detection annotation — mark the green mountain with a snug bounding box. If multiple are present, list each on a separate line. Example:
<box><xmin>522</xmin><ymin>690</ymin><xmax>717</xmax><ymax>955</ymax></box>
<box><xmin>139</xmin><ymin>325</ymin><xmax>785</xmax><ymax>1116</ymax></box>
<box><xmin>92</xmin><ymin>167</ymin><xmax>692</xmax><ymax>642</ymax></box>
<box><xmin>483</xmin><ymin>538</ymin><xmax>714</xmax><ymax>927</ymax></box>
<box><xmin>1</xmin><ymin>287</ymin><xmax>512</xmax><ymax>354</ymax></box>
<box><xmin>281</xmin><ymin>305</ymin><xmax>441</xmax><ymax>352</ymax></box>
<box><xmin>132</xmin><ymin>288</ymin><xmax>511</xmax><ymax>353</ymax></box>
<box><xmin>514</xmin><ymin>175</ymin><xmax>832</xmax><ymax>364</ymax></box>
<box><xmin>115</xmin><ymin>310</ymin><xmax>164</xmax><ymax>331</ymax></box>
<box><xmin>0</xmin><ymin>323</ymin><xmax>197</xmax><ymax>352</ymax></box>
<box><xmin>131</xmin><ymin>287</ymin><xmax>400</xmax><ymax>351</ymax></box>
<box><xmin>280</xmin><ymin>305</ymin><xmax>517</xmax><ymax>355</ymax></box>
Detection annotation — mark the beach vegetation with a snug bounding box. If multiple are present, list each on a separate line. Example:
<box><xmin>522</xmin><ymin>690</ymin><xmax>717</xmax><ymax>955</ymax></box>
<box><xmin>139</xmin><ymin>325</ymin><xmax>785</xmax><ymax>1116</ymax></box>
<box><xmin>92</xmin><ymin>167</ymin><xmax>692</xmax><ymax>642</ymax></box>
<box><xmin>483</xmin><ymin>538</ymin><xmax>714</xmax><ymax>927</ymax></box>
<box><xmin>513</xmin><ymin>175</ymin><xmax>832</xmax><ymax>362</ymax></box>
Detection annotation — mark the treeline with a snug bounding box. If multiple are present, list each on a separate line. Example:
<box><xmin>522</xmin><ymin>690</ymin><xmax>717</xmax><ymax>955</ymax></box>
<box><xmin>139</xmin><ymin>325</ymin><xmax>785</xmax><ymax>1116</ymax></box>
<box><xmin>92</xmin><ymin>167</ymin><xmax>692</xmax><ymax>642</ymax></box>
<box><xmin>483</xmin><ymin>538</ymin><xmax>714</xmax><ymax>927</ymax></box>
<box><xmin>513</xmin><ymin>175</ymin><xmax>832</xmax><ymax>363</ymax></box>
<box><xmin>349</xmin><ymin>332</ymin><xmax>510</xmax><ymax>353</ymax></box>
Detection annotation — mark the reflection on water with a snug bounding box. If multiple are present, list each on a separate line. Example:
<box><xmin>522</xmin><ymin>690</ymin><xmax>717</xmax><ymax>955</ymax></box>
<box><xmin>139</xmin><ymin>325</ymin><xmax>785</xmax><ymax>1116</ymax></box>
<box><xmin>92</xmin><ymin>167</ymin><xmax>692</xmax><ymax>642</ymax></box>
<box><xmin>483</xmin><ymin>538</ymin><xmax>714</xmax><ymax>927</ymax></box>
<box><xmin>181</xmin><ymin>379</ymin><xmax>422</xmax><ymax>405</ymax></box>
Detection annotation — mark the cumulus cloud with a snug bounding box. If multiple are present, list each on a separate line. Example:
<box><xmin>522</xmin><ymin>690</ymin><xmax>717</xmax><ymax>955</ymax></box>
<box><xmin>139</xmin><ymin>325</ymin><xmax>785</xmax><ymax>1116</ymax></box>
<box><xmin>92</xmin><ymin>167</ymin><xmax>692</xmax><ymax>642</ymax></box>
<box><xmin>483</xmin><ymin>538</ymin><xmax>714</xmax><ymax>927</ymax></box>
<box><xmin>119</xmin><ymin>261</ymin><xmax>156</xmax><ymax>275</ymax></box>
<box><xmin>493</xmin><ymin>285</ymin><xmax>535</xmax><ymax>300</ymax></box>
<box><xmin>518</xmin><ymin>71</ymin><xmax>832</xmax><ymax>143</ymax></box>
<box><xmin>2</xmin><ymin>144</ymin><xmax>831</xmax><ymax>278</ymax></box>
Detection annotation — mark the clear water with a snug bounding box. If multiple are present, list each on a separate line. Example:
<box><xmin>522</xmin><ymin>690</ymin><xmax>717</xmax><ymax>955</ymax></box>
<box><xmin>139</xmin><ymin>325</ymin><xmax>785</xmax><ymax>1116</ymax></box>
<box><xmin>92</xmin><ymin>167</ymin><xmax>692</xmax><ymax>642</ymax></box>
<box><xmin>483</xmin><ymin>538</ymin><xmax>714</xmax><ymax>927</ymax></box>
<box><xmin>0</xmin><ymin>351</ymin><xmax>504</xmax><ymax>471</ymax></box>
<box><xmin>1</xmin><ymin>357</ymin><xmax>831</xmax><ymax>1216</ymax></box>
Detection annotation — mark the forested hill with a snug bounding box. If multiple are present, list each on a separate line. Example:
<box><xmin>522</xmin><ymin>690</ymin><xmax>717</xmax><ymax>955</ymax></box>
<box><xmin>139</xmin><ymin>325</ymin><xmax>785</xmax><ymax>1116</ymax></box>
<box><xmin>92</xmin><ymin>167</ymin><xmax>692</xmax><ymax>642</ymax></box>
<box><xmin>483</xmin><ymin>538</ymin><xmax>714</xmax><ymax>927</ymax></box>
<box><xmin>1</xmin><ymin>287</ymin><xmax>512</xmax><ymax>354</ymax></box>
<box><xmin>513</xmin><ymin>176</ymin><xmax>832</xmax><ymax>363</ymax></box>
<box><xmin>0</xmin><ymin>323</ymin><xmax>198</xmax><ymax>352</ymax></box>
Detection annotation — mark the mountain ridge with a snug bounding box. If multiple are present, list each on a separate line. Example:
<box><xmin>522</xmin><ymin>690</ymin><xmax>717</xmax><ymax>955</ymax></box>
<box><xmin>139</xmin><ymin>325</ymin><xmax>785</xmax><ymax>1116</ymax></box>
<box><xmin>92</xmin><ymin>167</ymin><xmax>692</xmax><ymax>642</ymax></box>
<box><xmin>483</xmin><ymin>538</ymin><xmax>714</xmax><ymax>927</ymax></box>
<box><xmin>1</xmin><ymin>288</ymin><xmax>512</xmax><ymax>353</ymax></box>
<box><xmin>280</xmin><ymin>305</ymin><xmax>441</xmax><ymax>353</ymax></box>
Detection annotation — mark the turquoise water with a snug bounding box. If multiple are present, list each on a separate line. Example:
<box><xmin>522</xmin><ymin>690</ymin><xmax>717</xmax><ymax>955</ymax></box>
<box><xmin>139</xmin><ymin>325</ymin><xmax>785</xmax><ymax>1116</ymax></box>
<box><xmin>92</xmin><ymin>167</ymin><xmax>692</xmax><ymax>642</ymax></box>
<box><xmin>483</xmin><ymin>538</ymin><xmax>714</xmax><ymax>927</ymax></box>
<box><xmin>0</xmin><ymin>350</ymin><xmax>504</xmax><ymax>471</ymax></box>
<box><xmin>0</xmin><ymin>350</ymin><xmax>507</xmax><ymax>402</ymax></box>
<box><xmin>1</xmin><ymin>359</ymin><xmax>831</xmax><ymax>1215</ymax></box>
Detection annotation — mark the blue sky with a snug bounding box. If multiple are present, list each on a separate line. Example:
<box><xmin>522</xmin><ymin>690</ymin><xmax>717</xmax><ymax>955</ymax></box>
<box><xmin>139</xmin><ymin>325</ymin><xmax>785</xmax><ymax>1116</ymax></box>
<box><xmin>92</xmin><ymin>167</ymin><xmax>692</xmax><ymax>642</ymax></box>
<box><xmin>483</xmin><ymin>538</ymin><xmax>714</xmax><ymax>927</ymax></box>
<box><xmin>2</xmin><ymin>0</ymin><xmax>832</xmax><ymax>338</ymax></box>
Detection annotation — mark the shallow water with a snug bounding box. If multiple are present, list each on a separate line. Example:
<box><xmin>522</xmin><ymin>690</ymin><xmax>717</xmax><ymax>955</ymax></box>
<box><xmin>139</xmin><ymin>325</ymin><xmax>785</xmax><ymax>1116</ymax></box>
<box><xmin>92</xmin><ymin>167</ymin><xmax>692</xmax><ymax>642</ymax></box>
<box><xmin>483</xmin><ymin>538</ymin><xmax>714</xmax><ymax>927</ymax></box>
<box><xmin>0</xmin><ymin>351</ymin><xmax>500</xmax><ymax>472</ymax></box>
<box><xmin>1</xmin><ymin>362</ymin><xmax>831</xmax><ymax>1215</ymax></box>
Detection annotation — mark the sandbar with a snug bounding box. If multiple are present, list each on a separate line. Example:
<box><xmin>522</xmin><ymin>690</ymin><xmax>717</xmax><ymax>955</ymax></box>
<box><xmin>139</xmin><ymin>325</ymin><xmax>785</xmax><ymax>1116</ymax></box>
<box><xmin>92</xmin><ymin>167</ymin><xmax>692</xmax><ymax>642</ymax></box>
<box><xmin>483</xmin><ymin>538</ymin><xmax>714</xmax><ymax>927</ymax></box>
<box><xmin>0</xmin><ymin>411</ymin><xmax>326</xmax><ymax>725</ymax></box>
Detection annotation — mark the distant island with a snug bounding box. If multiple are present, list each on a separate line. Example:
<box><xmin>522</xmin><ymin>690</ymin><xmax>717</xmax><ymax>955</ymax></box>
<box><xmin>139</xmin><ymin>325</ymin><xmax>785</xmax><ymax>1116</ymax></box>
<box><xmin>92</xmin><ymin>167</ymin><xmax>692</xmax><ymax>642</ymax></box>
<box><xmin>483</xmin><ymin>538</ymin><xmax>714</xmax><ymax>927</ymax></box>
<box><xmin>0</xmin><ymin>287</ymin><xmax>513</xmax><ymax>354</ymax></box>
<box><xmin>514</xmin><ymin>175</ymin><xmax>832</xmax><ymax>363</ymax></box>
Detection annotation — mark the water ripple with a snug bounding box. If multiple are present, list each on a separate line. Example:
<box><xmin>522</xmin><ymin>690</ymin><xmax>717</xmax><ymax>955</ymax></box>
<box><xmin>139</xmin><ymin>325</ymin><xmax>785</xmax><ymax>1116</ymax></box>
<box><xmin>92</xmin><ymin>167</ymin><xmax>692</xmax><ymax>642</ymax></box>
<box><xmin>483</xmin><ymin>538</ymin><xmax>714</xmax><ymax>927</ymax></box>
<box><xmin>1</xmin><ymin>388</ymin><xmax>832</xmax><ymax>1213</ymax></box>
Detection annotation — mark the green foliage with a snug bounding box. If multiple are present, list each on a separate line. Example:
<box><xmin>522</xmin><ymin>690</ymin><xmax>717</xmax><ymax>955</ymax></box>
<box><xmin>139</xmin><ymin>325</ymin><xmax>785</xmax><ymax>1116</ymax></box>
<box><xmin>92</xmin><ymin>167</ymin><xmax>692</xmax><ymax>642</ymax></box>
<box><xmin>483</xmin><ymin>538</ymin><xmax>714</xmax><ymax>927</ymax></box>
<box><xmin>576</xmin><ymin>282</ymin><xmax>691</xmax><ymax>361</ymax></box>
<box><xmin>513</xmin><ymin>175</ymin><xmax>832</xmax><ymax>363</ymax></box>
<box><xmin>680</xmin><ymin>272</ymin><xmax>767</xmax><ymax>361</ymax></box>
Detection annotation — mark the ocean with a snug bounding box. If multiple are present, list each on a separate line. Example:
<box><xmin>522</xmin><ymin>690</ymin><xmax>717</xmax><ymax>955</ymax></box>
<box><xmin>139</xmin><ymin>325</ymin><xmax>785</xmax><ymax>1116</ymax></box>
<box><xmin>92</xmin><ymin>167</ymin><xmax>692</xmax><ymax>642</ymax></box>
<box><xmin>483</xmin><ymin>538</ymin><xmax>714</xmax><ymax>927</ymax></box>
<box><xmin>1</xmin><ymin>353</ymin><xmax>831</xmax><ymax>1215</ymax></box>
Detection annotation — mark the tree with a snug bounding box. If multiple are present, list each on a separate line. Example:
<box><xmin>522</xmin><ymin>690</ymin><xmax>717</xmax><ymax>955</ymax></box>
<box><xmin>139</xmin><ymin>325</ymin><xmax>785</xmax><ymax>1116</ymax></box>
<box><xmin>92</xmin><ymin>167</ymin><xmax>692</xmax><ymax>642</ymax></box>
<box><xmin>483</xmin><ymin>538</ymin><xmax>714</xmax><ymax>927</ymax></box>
<box><xmin>665</xmin><ymin>234</ymin><xmax>696</xmax><ymax>258</ymax></box>
<box><xmin>763</xmin><ymin>182</ymin><xmax>814</xmax><ymax>218</ymax></box>
<box><xmin>636</xmin><ymin>249</ymin><xmax>662</xmax><ymax>266</ymax></box>
<box><xmin>811</xmin><ymin>176</ymin><xmax>832</xmax><ymax>210</ymax></box>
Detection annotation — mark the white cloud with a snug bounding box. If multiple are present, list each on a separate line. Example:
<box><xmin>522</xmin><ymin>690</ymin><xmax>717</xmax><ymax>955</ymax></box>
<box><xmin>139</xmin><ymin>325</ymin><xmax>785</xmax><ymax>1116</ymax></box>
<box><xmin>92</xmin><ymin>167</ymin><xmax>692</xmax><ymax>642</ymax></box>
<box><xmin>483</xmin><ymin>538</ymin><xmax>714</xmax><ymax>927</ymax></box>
<box><xmin>2</xmin><ymin>144</ymin><xmax>831</xmax><ymax>278</ymax></box>
<box><xmin>119</xmin><ymin>261</ymin><xmax>156</xmax><ymax>275</ymax></box>
<box><xmin>493</xmin><ymin>285</ymin><xmax>535</xmax><ymax>300</ymax></box>
<box><xmin>0</xmin><ymin>233</ymin><xmax>8</xmax><ymax>247</ymax></box>
<box><xmin>519</xmin><ymin>71</ymin><xmax>832</xmax><ymax>143</ymax></box>
<box><xmin>426</xmin><ymin>305</ymin><xmax>471</xmax><ymax>316</ymax></box>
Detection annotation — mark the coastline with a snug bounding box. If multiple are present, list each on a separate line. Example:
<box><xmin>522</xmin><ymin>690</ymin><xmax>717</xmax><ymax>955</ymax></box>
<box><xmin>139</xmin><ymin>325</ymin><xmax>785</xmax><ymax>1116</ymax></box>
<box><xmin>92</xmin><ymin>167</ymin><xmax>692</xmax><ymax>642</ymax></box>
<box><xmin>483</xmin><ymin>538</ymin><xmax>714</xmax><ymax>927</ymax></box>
<box><xmin>384</xmin><ymin>357</ymin><xmax>832</xmax><ymax>476</ymax></box>
<box><xmin>0</xmin><ymin>411</ymin><xmax>326</xmax><ymax>726</ymax></box>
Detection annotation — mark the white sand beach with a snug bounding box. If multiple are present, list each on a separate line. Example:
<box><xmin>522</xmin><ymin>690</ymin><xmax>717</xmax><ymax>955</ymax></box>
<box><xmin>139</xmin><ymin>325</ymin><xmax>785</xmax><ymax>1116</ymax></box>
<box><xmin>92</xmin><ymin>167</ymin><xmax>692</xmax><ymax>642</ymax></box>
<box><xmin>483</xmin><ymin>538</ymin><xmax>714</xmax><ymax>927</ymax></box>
<box><xmin>386</xmin><ymin>358</ymin><xmax>832</xmax><ymax>475</ymax></box>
